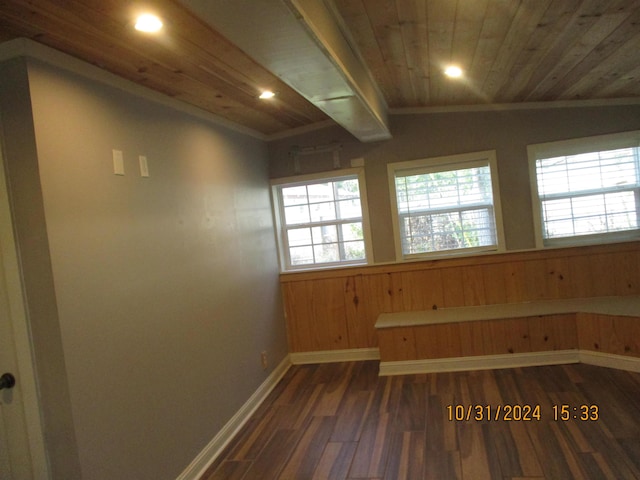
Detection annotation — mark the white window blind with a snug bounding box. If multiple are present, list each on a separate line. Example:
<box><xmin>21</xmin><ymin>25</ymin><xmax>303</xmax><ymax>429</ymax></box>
<box><xmin>390</xmin><ymin>152</ymin><xmax>502</xmax><ymax>258</ymax></box>
<box><xmin>535</xmin><ymin>146</ymin><xmax>640</xmax><ymax>242</ymax></box>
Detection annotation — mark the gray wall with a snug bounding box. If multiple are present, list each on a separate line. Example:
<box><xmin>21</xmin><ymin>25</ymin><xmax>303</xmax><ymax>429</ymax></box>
<box><xmin>269</xmin><ymin>105</ymin><xmax>640</xmax><ymax>263</ymax></box>
<box><xmin>1</xmin><ymin>57</ymin><xmax>287</xmax><ymax>479</ymax></box>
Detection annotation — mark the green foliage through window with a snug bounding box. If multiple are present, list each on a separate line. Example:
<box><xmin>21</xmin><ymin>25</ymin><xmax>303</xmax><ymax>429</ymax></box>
<box><xmin>393</xmin><ymin>160</ymin><xmax>499</xmax><ymax>257</ymax></box>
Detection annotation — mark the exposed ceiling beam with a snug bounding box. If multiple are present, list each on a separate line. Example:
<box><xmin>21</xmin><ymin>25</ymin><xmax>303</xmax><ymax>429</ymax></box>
<box><xmin>177</xmin><ymin>0</ymin><xmax>391</xmax><ymax>142</ymax></box>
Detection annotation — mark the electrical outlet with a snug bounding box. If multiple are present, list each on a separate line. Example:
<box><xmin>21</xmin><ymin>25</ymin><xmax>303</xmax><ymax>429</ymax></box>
<box><xmin>261</xmin><ymin>351</ymin><xmax>268</xmax><ymax>370</ymax></box>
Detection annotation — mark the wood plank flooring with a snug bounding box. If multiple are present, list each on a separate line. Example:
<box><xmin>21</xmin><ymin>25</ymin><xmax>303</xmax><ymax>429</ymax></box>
<box><xmin>201</xmin><ymin>361</ymin><xmax>640</xmax><ymax>479</ymax></box>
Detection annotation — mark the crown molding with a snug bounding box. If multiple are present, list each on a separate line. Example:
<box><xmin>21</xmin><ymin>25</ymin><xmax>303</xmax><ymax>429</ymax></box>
<box><xmin>389</xmin><ymin>97</ymin><xmax>640</xmax><ymax>115</ymax></box>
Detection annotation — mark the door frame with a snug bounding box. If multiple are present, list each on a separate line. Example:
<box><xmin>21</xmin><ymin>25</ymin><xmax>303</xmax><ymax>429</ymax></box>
<box><xmin>0</xmin><ymin>123</ymin><xmax>50</xmax><ymax>479</ymax></box>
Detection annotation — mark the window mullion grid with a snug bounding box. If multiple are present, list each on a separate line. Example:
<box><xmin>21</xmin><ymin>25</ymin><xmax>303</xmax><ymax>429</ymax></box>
<box><xmin>635</xmin><ymin>188</ymin><xmax>640</xmax><ymax>230</ymax></box>
<box><xmin>398</xmin><ymin>211</ymin><xmax>415</xmax><ymax>254</ymax></box>
<box><xmin>402</xmin><ymin>203</ymin><xmax>494</xmax><ymax>253</ymax></box>
<box><xmin>400</xmin><ymin>177</ymin><xmax>415</xmax><ymax>250</ymax></box>
<box><xmin>539</xmin><ymin>184</ymin><xmax>638</xmax><ymax>202</ymax></box>
<box><xmin>332</xmin><ymin>181</ymin><xmax>347</xmax><ymax>261</ymax></box>
<box><xmin>305</xmin><ymin>185</ymin><xmax>317</xmax><ymax>265</ymax></box>
<box><xmin>569</xmin><ymin>196</ymin><xmax>577</xmax><ymax>236</ymax></box>
<box><xmin>394</xmin><ymin>157</ymin><xmax>500</xmax><ymax>257</ymax></box>
<box><xmin>564</xmin><ymin>156</ymin><xmax>570</xmax><ymax>195</ymax></box>
<box><xmin>541</xmin><ymin>188</ymin><xmax>637</xmax><ymax>239</ymax></box>
<box><xmin>279</xmin><ymin>187</ymin><xmax>295</xmax><ymax>268</ymax></box>
<box><xmin>414</xmin><ymin>202</ymin><xmax>493</xmax><ymax>216</ymax></box>
<box><xmin>276</xmin><ymin>173</ymin><xmax>368</xmax><ymax>269</ymax></box>
<box><xmin>535</xmin><ymin>138</ymin><xmax>640</xmax><ymax>244</ymax></box>
<box><xmin>635</xmin><ymin>147</ymin><xmax>640</xmax><ymax>228</ymax></box>
<box><xmin>285</xmin><ymin>219</ymin><xmax>360</xmax><ymax>249</ymax></box>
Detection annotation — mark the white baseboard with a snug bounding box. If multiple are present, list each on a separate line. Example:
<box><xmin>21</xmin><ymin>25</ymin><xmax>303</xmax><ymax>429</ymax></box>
<box><xmin>378</xmin><ymin>349</ymin><xmax>640</xmax><ymax>376</ymax></box>
<box><xmin>579</xmin><ymin>350</ymin><xmax>640</xmax><ymax>372</ymax></box>
<box><xmin>176</xmin><ymin>355</ymin><xmax>292</xmax><ymax>480</ymax></box>
<box><xmin>379</xmin><ymin>350</ymin><xmax>580</xmax><ymax>376</ymax></box>
<box><xmin>290</xmin><ymin>347</ymin><xmax>380</xmax><ymax>364</ymax></box>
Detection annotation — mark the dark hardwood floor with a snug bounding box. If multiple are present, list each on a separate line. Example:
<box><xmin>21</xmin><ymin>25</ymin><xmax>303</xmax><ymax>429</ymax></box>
<box><xmin>201</xmin><ymin>361</ymin><xmax>640</xmax><ymax>479</ymax></box>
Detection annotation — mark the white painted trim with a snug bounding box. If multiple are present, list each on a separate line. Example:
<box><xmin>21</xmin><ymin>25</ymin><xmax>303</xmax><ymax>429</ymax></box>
<box><xmin>176</xmin><ymin>355</ymin><xmax>292</xmax><ymax>480</ymax></box>
<box><xmin>579</xmin><ymin>350</ymin><xmax>640</xmax><ymax>373</ymax></box>
<box><xmin>271</xmin><ymin>167</ymin><xmax>374</xmax><ymax>272</ymax></box>
<box><xmin>387</xmin><ymin>150</ymin><xmax>506</xmax><ymax>263</ymax></box>
<box><xmin>265</xmin><ymin>96</ymin><xmax>640</xmax><ymax>143</ymax></box>
<box><xmin>379</xmin><ymin>349</ymin><xmax>640</xmax><ymax>376</ymax></box>
<box><xmin>527</xmin><ymin>130</ymin><xmax>640</xmax><ymax>249</ymax></box>
<box><xmin>0</xmin><ymin>108</ymin><xmax>51</xmax><ymax>478</ymax></box>
<box><xmin>389</xmin><ymin>96</ymin><xmax>640</xmax><ymax>115</ymax></box>
<box><xmin>379</xmin><ymin>350</ymin><xmax>580</xmax><ymax>376</ymax></box>
<box><xmin>290</xmin><ymin>348</ymin><xmax>380</xmax><ymax>365</ymax></box>
<box><xmin>375</xmin><ymin>295</ymin><xmax>640</xmax><ymax>329</ymax></box>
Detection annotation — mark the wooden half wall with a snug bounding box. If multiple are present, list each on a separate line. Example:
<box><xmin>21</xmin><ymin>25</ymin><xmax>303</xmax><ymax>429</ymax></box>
<box><xmin>280</xmin><ymin>241</ymin><xmax>640</xmax><ymax>359</ymax></box>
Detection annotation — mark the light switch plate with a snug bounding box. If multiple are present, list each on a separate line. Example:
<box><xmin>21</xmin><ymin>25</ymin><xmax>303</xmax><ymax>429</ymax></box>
<box><xmin>113</xmin><ymin>149</ymin><xmax>125</xmax><ymax>175</ymax></box>
<box><xmin>139</xmin><ymin>155</ymin><xmax>149</xmax><ymax>177</ymax></box>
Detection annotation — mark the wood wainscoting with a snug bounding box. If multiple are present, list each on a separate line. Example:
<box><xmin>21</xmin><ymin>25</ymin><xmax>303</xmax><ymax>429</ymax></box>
<box><xmin>280</xmin><ymin>241</ymin><xmax>640</xmax><ymax>366</ymax></box>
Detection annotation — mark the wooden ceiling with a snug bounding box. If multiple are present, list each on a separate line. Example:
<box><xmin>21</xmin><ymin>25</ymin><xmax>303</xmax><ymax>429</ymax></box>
<box><xmin>0</xmin><ymin>0</ymin><xmax>328</xmax><ymax>135</ymax></box>
<box><xmin>335</xmin><ymin>0</ymin><xmax>640</xmax><ymax>108</ymax></box>
<box><xmin>0</xmin><ymin>0</ymin><xmax>639</xmax><ymax>140</ymax></box>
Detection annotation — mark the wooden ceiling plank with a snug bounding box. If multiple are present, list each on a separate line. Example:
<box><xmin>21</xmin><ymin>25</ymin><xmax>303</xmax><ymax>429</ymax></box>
<box><xmin>1</xmin><ymin>0</ymin><xmax>324</xmax><ymax>130</ymax></box>
<box><xmin>397</xmin><ymin>0</ymin><xmax>430</xmax><ymax>106</ymax></box>
<box><xmin>0</xmin><ymin>2</ymin><xmax>297</xmax><ymax>133</ymax></box>
<box><xmin>468</xmin><ymin>0</ymin><xmax>520</xmax><ymax>103</ymax></box>
<box><xmin>160</xmin><ymin>37</ymin><xmax>324</xmax><ymax>127</ymax></box>
<box><xmin>559</xmin><ymin>29</ymin><xmax>640</xmax><ymax>99</ymax></box>
<box><xmin>0</xmin><ymin>28</ymin><xmax>20</xmax><ymax>43</ymax></box>
<box><xmin>426</xmin><ymin>0</ymin><xmax>457</xmax><ymax>105</ymax></box>
<box><xmin>450</xmin><ymin>0</ymin><xmax>490</xmax><ymax>104</ymax></box>
<box><xmin>69</xmin><ymin>0</ymin><xmax>326</xmax><ymax>125</ymax></box>
<box><xmin>481</xmin><ymin>0</ymin><xmax>553</xmax><ymax>102</ymax></box>
<box><xmin>522</xmin><ymin>0</ymin><xmax>639</xmax><ymax>101</ymax></box>
<box><xmin>497</xmin><ymin>0</ymin><xmax>583</xmax><ymax>102</ymax></box>
<box><xmin>154</xmin><ymin>0</ymin><xmax>326</xmax><ymax>123</ymax></box>
<box><xmin>174</xmin><ymin>93</ymin><xmax>293</xmax><ymax>135</ymax></box>
<box><xmin>518</xmin><ymin>0</ymin><xmax>612</xmax><ymax>101</ymax></box>
<box><xmin>362</xmin><ymin>0</ymin><xmax>414</xmax><ymax>105</ymax></box>
<box><xmin>593</xmin><ymin>61</ymin><xmax>640</xmax><ymax>98</ymax></box>
<box><xmin>1</xmin><ymin>0</ymin><xmax>638</xmax><ymax>129</ymax></box>
<box><xmin>0</xmin><ymin>3</ymin><xmax>174</xmax><ymax>93</ymax></box>
<box><xmin>57</xmin><ymin>35</ymin><xmax>291</xmax><ymax>133</ymax></box>
<box><xmin>537</xmin><ymin>0</ymin><xmax>640</xmax><ymax>101</ymax></box>
<box><xmin>108</xmin><ymin>0</ymin><xmax>282</xmax><ymax>96</ymax></box>
<box><xmin>333</xmin><ymin>0</ymin><xmax>398</xmax><ymax>104</ymax></box>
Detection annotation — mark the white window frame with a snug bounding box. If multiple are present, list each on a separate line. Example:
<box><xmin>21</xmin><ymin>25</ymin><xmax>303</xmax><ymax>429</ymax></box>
<box><xmin>271</xmin><ymin>167</ymin><xmax>373</xmax><ymax>272</ymax></box>
<box><xmin>528</xmin><ymin>130</ymin><xmax>640</xmax><ymax>249</ymax></box>
<box><xmin>388</xmin><ymin>150</ymin><xmax>506</xmax><ymax>262</ymax></box>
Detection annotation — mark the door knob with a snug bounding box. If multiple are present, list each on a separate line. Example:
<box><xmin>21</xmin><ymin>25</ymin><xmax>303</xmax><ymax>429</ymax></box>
<box><xmin>0</xmin><ymin>373</ymin><xmax>15</xmax><ymax>390</ymax></box>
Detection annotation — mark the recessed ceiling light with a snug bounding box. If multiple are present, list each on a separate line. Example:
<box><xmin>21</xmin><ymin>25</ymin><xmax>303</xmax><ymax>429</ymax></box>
<box><xmin>444</xmin><ymin>65</ymin><xmax>463</xmax><ymax>78</ymax></box>
<box><xmin>259</xmin><ymin>90</ymin><xmax>276</xmax><ymax>99</ymax></box>
<box><xmin>135</xmin><ymin>14</ymin><xmax>163</xmax><ymax>33</ymax></box>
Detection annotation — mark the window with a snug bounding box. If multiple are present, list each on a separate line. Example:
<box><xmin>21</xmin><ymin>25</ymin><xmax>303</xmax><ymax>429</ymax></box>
<box><xmin>272</xmin><ymin>168</ymin><xmax>372</xmax><ymax>271</ymax></box>
<box><xmin>388</xmin><ymin>151</ymin><xmax>504</xmax><ymax>260</ymax></box>
<box><xmin>529</xmin><ymin>131</ymin><xmax>640</xmax><ymax>247</ymax></box>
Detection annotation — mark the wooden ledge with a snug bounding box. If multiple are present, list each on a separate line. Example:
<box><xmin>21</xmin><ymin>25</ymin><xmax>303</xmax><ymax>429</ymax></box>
<box><xmin>375</xmin><ymin>295</ymin><xmax>640</xmax><ymax>329</ymax></box>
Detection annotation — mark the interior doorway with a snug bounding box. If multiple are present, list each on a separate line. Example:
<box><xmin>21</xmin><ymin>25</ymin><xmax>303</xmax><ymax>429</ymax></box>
<box><xmin>0</xmin><ymin>122</ymin><xmax>49</xmax><ymax>480</ymax></box>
